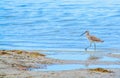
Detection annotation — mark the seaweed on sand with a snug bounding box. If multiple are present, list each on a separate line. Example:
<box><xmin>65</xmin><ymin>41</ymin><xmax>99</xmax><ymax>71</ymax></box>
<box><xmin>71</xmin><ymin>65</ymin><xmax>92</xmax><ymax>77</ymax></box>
<box><xmin>89</xmin><ymin>68</ymin><xmax>113</xmax><ymax>73</ymax></box>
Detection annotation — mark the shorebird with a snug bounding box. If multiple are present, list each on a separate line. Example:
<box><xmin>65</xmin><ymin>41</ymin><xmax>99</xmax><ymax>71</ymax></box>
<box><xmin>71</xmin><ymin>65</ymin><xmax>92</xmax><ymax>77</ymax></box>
<box><xmin>81</xmin><ymin>31</ymin><xmax>104</xmax><ymax>51</ymax></box>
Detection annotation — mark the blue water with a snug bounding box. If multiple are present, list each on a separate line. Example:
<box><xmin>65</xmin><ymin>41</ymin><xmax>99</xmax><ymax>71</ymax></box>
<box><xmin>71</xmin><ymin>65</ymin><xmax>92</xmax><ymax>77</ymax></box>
<box><xmin>42</xmin><ymin>51</ymin><xmax>120</xmax><ymax>61</ymax></box>
<box><xmin>29</xmin><ymin>64</ymin><xmax>120</xmax><ymax>71</ymax></box>
<box><xmin>0</xmin><ymin>0</ymin><xmax>120</xmax><ymax>50</ymax></box>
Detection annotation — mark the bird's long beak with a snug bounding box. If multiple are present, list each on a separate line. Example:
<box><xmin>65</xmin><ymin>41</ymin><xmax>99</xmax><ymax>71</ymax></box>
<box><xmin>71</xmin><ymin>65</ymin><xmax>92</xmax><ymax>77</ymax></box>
<box><xmin>80</xmin><ymin>32</ymin><xmax>86</xmax><ymax>36</ymax></box>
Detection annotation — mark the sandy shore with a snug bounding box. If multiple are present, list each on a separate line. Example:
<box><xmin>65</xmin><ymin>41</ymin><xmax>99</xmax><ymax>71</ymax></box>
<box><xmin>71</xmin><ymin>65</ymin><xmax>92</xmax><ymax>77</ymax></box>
<box><xmin>0</xmin><ymin>50</ymin><xmax>120</xmax><ymax>78</ymax></box>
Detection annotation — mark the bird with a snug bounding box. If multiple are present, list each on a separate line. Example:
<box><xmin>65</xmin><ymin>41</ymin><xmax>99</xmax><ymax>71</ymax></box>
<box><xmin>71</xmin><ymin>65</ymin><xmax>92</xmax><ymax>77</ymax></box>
<box><xmin>80</xmin><ymin>31</ymin><xmax>104</xmax><ymax>51</ymax></box>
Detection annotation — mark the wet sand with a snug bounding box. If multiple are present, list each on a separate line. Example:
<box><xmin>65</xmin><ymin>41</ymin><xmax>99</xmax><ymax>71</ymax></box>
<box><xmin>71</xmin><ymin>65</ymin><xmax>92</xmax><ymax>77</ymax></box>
<box><xmin>0</xmin><ymin>50</ymin><xmax>120</xmax><ymax>78</ymax></box>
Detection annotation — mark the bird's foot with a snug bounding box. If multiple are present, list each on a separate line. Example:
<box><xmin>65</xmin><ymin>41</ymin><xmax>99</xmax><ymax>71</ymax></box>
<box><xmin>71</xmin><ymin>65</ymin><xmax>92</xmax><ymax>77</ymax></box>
<box><xmin>85</xmin><ymin>48</ymin><xmax>87</xmax><ymax>51</ymax></box>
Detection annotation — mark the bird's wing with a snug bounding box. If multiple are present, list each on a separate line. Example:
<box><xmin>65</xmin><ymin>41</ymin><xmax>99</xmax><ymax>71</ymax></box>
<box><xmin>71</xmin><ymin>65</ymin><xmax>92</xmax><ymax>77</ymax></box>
<box><xmin>89</xmin><ymin>35</ymin><xmax>103</xmax><ymax>42</ymax></box>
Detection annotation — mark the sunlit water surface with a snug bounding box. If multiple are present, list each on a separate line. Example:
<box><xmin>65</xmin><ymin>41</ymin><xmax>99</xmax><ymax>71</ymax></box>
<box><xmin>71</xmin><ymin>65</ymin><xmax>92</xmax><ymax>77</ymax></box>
<box><xmin>30</xmin><ymin>50</ymin><xmax>120</xmax><ymax>71</ymax></box>
<box><xmin>42</xmin><ymin>51</ymin><xmax>120</xmax><ymax>61</ymax></box>
<box><xmin>0</xmin><ymin>0</ymin><xmax>120</xmax><ymax>50</ymax></box>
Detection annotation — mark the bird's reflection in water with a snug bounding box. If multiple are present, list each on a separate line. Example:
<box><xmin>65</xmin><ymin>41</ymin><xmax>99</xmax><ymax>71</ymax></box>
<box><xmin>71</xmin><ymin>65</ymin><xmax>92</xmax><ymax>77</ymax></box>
<box><xmin>84</xmin><ymin>50</ymin><xmax>102</xmax><ymax>68</ymax></box>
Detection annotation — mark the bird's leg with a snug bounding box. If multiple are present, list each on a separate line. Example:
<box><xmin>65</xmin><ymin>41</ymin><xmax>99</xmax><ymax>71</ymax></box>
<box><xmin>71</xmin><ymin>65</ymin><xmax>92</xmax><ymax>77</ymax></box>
<box><xmin>85</xmin><ymin>43</ymin><xmax>92</xmax><ymax>51</ymax></box>
<box><xmin>94</xmin><ymin>43</ymin><xmax>96</xmax><ymax>50</ymax></box>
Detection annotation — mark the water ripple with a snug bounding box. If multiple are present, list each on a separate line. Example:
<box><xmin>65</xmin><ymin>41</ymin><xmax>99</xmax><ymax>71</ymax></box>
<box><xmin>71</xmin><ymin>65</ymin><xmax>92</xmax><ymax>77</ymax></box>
<box><xmin>0</xmin><ymin>0</ymin><xmax>120</xmax><ymax>50</ymax></box>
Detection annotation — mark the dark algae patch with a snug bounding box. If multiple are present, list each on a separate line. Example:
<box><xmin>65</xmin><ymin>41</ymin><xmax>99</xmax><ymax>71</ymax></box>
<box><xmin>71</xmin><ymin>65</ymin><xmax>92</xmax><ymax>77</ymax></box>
<box><xmin>89</xmin><ymin>68</ymin><xmax>113</xmax><ymax>73</ymax></box>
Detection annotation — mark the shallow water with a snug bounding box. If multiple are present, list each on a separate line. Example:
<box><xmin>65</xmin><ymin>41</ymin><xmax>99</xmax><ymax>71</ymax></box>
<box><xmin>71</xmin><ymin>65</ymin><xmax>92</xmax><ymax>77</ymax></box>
<box><xmin>37</xmin><ymin>50</ymin><xmax>120</xmax><ymax>71</ymax></box>
<box><xmin>0</xmin><ymin>0</ymin><xmax>120</xmax><ymax>50</ymax></box>
<box><xmin>42</xmin><ymin>51</ymin><xmax>120</xmax><ymax>62</ymax></box>
<box><xmin>29</xmin><ymin>64</ymin><xmax>120</xmax><ymax>71</ymax></box>
<box><xmin>100</xmin><ymin>56</ymin><xmax>120</xmax><ymax>61</ymax></box>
